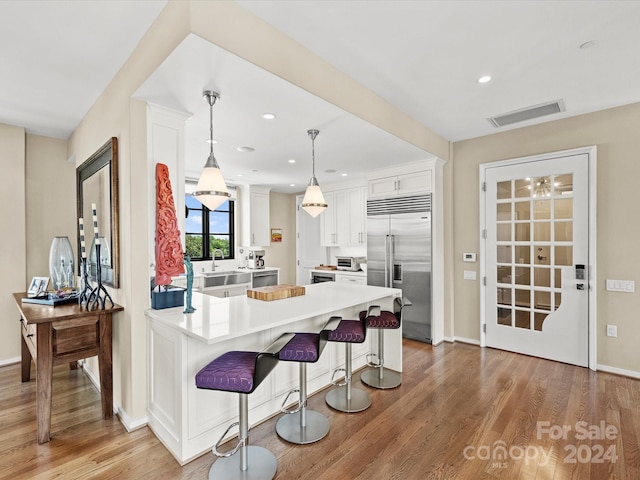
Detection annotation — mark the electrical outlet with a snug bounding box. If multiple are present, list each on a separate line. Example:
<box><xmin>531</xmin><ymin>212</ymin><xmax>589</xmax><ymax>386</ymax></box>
<box><xmin>463</xmin><ymin>270</ymin><xmax>477</xmax><ymax>280</ymax></box>
<box><xmin>606</xmin><ymin>325</ymin><xmax>617</xmax><ymax>337</ymax></box>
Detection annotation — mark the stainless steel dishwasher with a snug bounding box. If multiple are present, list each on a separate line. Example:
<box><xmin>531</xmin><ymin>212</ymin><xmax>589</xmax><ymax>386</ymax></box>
<box><xmin>251</xmin><ymin>270</ymin><xmax>278</xmax><ymax>288</ymax></box>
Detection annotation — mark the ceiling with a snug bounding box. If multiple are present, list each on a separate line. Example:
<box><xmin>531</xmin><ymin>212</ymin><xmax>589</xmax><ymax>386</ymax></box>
<box><xmin>3</xmin><ymin>1</ymin><xmax>640</xmax><ymax>192</ymax></box>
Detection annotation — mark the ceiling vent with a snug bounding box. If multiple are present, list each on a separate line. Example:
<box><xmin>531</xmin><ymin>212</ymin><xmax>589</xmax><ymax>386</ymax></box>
<box><xmin>488</xmin><ymin>100</ymin><xmax>565</xmax><ymax>128</ymax></box>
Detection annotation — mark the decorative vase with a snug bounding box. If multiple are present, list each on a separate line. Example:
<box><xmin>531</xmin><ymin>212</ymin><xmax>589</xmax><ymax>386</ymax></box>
<box><xmin>48</xmin><ymin>236</ymin><xmax>75</xmax><ymax>291</ymax></box>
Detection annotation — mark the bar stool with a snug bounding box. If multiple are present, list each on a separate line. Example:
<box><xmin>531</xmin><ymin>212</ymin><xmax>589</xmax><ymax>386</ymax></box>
<box><xmin>360</xmin><ymin>297</ymin><xmax>406</xmax><ymax>389</ymax></box>
<box><xmin>276</xmin><ymin>317</ymin><xmax>341</xmax><ymax>444</ymax></box>
<box><xmin>195</xmin><ymin>334</ymin><xmax>294</xmax><ymax>480</ymax></box>
<box><xmin>325</xmin><ymin>315</ymin><xmax>371</xmax><ymax>413</ymax></box>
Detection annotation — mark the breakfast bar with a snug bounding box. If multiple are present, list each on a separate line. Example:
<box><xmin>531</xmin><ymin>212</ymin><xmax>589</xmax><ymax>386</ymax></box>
<box><xmin>146</xmin><ymin>282</ymin><xmax>402</xmax><ymax>464</ymax></box>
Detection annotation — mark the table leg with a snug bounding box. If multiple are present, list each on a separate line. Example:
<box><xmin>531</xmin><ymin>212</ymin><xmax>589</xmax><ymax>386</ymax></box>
<box><xmin>98</xmin><ymin>313</ymin><xmax>113</xmax><ymax>419</ymax></box>
<box><xmin>21</xmin><ymin>326</ymin><xmax>31</xmax><ymax>382</ymax></box>
<box><xmin>36</xmin><ymin>323</ymin><xmax>53</xmax><ymax>444</ymax></box>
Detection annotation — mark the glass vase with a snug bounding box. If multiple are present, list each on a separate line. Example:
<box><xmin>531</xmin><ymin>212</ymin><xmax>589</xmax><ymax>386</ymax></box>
<box><xmin>48</xmin><ymin>236</ymin><xmax>75</xmax><ymax>291</ymax></box>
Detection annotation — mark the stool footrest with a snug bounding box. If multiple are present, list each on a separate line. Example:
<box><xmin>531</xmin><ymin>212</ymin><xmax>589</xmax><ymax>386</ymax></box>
<box><xmin>280</xmin><ymin>388</ymin><xmax>304</xmax><ymax>414</ymax></box>
<box><xmin>366</xmin><ymin>353</ymin><xmax>382</xmax><ymax>368</ymax></box>
<box><xmin>213</xmin><ymin>421</ymin><xmax>247</xmax><ymax>458</ymax></box>
<box><xmin>330</xmin><ymin>367</ymin><xmax>347</xmax><ymax>387</ymax></box>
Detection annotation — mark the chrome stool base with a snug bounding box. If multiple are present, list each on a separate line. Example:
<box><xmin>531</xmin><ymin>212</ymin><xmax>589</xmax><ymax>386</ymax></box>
<box><xmin>325</xmin><ymin>386</ymin><xmax>371</xmax><ymax>413</ymax></box>
<box><xmin>276</xmin><ymin>410</ymin><xmax>329</xmax><ymax>444</ymax></box>
<box><xmin>208</xmin><ymin>446</ymin><xmax>277</xmax><ymax>480</ymax></box>
<box><xmin>361</xmin><ymin>368</ymin><xmax>401</xmax><ymax>389</ymax></box>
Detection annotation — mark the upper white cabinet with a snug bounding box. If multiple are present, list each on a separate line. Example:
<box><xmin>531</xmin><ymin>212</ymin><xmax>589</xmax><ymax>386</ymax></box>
<box><xmin>321</xmin><ymin>189</ymin><xmax>348</xmax><ymax>246</ymax></box>
<box><xmin>238</xmin><ymin>185</ymin><xmax>270</xmax><ymax>247</ymax></box>
<box><xmin>321</xmin><ymin>185</ymin><xmax>366</xmax><ymax>247</ymax></box>
<box><xmin>349</xmin><ymin>186</ymin><xmax>366</xmax><ymax>245</ymax></box>
<box><xmin>368</xmin><ymin>170</ymin><xmax>432</xmax><ymax>198</ymax></box>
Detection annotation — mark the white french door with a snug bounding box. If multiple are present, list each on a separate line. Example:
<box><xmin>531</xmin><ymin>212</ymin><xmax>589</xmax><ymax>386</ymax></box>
<box><xmin>483</xmin><ymin>151</ymin><xmax>592</xmax><ymax>367</ymax></box>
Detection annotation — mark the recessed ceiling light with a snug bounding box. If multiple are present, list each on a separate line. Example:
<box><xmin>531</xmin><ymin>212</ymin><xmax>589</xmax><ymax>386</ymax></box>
<box><xmin>477</xmin><ymin>75</ymin><xmax>492</xmax><ymax>84</ymax></box>
<box><xmin>325</xmin><ymin>169</ymin><xmax>337</xmax><ymax>173</ymax></box>
<box><xmin>289</xmin><ymin>183</ymin><xmax>296</xmax><ymax>187</ymax></box>
<box><xmin>237</xmin><ymin>146</ymin><xmax>254</xmax><ymax>153</ymax></box>
<box><xmin>262</xmin><ymin>113</ymin><xmax>276</xmax><ymax>120</ymax></box>
<box><xmin>341</xmin><ymin>173</ymin><xmax>348</xmax><ymax>177</ymax></box>
<box><xmin>579</xmin><ymin>40</ymin><xmax>595</xmax><ymax>50</ymax></box>
<box><xmin>288</xmin><ymin>159</ymin><xmax>296</xmax><ymax>164</ymax></box>
<box><xmin>237</xmin><ymin>173</ymin><xmax>244</xmax><ymax>177</ymax></box>
<box><xmin>252</xmin><ymin>169</ymin><xmax>259</xmax><ymax>172</ymax></box>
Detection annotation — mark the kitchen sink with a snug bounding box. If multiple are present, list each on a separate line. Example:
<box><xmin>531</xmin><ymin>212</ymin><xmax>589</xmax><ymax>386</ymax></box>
<box><xmin>202</xmin><ymin>270</ymin><xmax>251</xmax><ymax>288</ymax></box>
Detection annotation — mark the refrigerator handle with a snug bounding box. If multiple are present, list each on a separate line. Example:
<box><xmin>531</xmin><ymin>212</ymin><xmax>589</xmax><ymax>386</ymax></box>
<box><xmin>384</xmin><ymin>235</ymin><xmax>389</xmax><ymax>287</ymax></box>
<box><xmin>388</xmin><ymin>234</ymin><xmax>395</xmax><ymax>287</ymax></box>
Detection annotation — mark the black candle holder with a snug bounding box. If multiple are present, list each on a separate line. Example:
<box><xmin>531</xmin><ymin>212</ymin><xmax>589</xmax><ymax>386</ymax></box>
<box><xmin>88</xmin><ymin>243</ymin><xmax>114</xmax><ymax>310</ymax></box>
<box><xmin>78</xmin><ymin>257</ymin><xmax>93</xmax><ymax>307</ymax></box>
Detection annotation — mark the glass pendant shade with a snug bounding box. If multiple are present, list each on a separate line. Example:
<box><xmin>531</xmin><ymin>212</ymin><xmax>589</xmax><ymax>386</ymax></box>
<box><xmin>193</xmin><ymin>156</ymin><xmax>230</xmax><ymax>211</ymax></box>
<box><xmin>48</xmin><ymin>236</ymin><xmax>74</xmax><ymax>290</ymax></box>
<box><xmin>301</xmin><ymin>183</ymin><xmax>327</xmax><ymax>217</ymax></box>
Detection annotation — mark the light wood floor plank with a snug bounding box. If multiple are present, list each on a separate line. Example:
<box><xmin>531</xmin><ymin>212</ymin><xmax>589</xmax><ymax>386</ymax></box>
<box><xmin>1</xmin><ymin>340</ymin><xmax>638</xmax><ymax>479</ymax></box>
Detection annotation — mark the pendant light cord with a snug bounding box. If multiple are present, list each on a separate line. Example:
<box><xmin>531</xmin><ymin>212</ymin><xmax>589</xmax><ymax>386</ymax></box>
<box><xmin>207</xmin><ymin>92</ymin><xmax>218</xmax><ymax>158</ymax></box>
<box><xmin>307</xmin><ymin>129</ymin><xmax>319</xmax><ymax>179</ymax></box>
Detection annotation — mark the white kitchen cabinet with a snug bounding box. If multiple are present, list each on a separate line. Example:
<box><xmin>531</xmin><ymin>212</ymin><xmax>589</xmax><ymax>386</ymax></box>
<box><xmin>239</xmin><ymin>185</ymin><xmax>270</xmax><ymax>247</ymax></box>
<box><xmin>321</xmin><ymin>187</ymin><xmax>365</xmax><ymax>247</ymax></box>
<box><xmin>203</xmin><ymin>283</ymin><xmax>250</xmax><ymax>298</ymax></box>
<box><xmin>320</xmin><ymin>190</ymin><xmax>349</xmax><ymax>246</ymax></box>
<box><xmin>335</xmin><ymin>272</ymin><xmax>367</xmax><ymax>285</ymax></box>
<box><xmin>349</xmin><ymin>186</ymin><xmax>366</xmax><ymax>245</ymax></box>
<box><xmin>368</xmin><ymin>170</ymin><xmax>432</xmax><ymax>198</ymax></box>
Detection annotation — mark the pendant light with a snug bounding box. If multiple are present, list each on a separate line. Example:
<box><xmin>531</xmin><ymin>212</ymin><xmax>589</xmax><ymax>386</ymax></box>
<box><xmin>193</xmin><ymin>90</ymin><xmax>231</xmax><ymax>211</ymax></box>
<box><xmin>301</xmin><ymin>129</ymin><xmax>328</xmax><ymax>217</ymax></box>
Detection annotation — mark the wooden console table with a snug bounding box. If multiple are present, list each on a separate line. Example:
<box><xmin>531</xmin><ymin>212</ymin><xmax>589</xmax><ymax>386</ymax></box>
<box><xmin>13</xmin><ymin>292</ymin><xmax>123</xmax><ymax>444</ymax></box>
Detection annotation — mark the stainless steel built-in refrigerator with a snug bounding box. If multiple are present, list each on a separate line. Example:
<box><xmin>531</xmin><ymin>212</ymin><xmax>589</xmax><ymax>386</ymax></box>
<box><xmin>367</xmin><ymin>195</ymin><xmax>432</xmax><ymax>343</ymax></box>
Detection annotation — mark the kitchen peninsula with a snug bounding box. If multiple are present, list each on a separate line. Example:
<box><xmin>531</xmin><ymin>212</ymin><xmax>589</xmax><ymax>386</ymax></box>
<box><xmin>146</xmin><ymin>282</ymin><xmax>402</xmax><ymax>464</ymax></box>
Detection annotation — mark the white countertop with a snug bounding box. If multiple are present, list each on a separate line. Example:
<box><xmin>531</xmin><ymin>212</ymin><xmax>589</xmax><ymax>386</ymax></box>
<box><xmin>146</xmin><ymin>282</ymin><xmax>400</xmax><ymax>344</ymax></box>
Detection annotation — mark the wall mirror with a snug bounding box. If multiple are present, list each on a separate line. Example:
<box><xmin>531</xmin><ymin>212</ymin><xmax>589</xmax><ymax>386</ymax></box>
<box><xmin>76</xmin><ymin>137</ymin><xmax>120</xmax><ymax>288</ymax></box>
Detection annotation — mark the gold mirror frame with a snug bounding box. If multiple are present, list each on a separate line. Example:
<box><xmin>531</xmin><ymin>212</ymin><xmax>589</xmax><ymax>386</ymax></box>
<box><xmin>76</xmin><ymin>137</ymin><xmax>120</xmax><ymax>288</ymax></box>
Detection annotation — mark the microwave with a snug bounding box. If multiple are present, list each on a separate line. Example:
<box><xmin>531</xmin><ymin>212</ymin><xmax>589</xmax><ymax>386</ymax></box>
<box><xmin>335</xmin><ymin>256</ymin><xmax>366</xmax><ymax>271</ymax></box>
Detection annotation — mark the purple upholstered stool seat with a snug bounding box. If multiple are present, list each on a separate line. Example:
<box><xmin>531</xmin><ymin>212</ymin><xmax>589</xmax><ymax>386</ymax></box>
<box><xmin>360</xmin><ymin>309</ymin><xmax>400</xmax><ymax>329</ymax></box>
<box><xmin>327</xmin><ymin>319</ymin><xmax>366</xmax><ymax>343</ymax></box>
<box><xmin>196</xmin><ymin>351</ymin><xmax>259</xmax><ymax>393</ymax></box>
<box><xmin>278</xmin><ymin>333</ymin><xmax>320</xmax><ymax>363</ymax></box>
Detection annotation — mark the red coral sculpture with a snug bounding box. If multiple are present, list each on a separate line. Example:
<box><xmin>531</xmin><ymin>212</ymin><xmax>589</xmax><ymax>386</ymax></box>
<box><xmin>155</xmin><ymin>163</ymin><xmax>184</xmax><ymax>286</ymax></box>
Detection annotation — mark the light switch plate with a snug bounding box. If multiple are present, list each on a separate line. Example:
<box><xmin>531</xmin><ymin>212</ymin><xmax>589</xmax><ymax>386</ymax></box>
<box><xmin>464</xmin><ymin>270</ymin><xmax>477</xmax><ymax>280</ymax></box>
<box><xmin>606</xmin><ymin>279</ymin><xmax>636</xmax><ymax>293</ymax></box>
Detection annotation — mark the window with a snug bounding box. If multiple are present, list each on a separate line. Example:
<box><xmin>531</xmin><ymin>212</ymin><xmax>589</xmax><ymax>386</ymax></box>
<box><xmin>185</xmin><ymin>194</ymin><xmax>235</xmax><ymax>260</ymax></box>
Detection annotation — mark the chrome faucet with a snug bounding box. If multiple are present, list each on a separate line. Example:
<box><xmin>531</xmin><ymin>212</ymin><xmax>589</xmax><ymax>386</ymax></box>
<box><xmin>211</xmin><ymin>249</ymin><xmax>224</xmax><ymax>271</ymax></box>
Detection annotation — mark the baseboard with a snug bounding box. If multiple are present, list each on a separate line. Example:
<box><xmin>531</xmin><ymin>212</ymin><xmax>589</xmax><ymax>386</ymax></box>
<box><xmin>115</xmin><ymin>403</ymin><xmax>148</xmax><ymax>432</ymax></box>
<box><xmin>597</xmin><ymin>364</ymin><xmax>640</xmax><ymax>380</ymax></box>
<box><xmin>0</xmin><ymin>356</ymin><xmax>20</xmax><ymax>367</ymax></box>
<box><xmin>449</xmin><ymin>336</ymin><xmax>481</xmax><ymax>346</ymax></box>
<box><xmin>79</xmin><ymin>361</ymin><xmax>148</xmax><ymax>432</ymax></box>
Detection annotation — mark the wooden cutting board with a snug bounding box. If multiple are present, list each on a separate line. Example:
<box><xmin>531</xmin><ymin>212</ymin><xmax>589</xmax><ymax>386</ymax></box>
<box><xmin>314</xmin><ymin>265</ymin><xmax>337</xmax><ymax>270</ymax></box>
<box><xmin>247</xmin><ymin>284</ymin><xmax>306</xmax><ymax>301</ymax></box>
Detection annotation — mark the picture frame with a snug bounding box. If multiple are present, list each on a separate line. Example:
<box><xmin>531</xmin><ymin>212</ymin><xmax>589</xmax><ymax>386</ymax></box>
<box><xmin>271</xmin><ymin>228</ymin><xmax>282</xmax><ymax>243</ymax></box>
<box><xmin>27</xmin><ymin>276</ymin><xmax>50</xmax><ymax>297</ymax></box>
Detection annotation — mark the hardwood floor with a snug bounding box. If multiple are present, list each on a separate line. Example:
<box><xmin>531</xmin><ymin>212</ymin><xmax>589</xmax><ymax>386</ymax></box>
<box><xmin>1</xmin><ymin>340</ymin><xmax>638</xmax><ymax>479</ymax></box>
